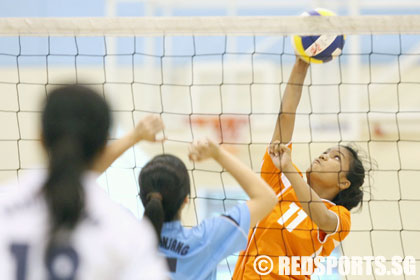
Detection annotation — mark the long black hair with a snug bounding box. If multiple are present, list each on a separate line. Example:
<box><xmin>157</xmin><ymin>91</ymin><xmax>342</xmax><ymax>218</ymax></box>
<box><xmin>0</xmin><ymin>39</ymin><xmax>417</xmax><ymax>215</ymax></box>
<box><xmin>332</xmin><ymin>145</ymin><xmax>365</xmax><ymax>211</ymax></box>
<box><xmin>41</xmin><ymin>85</ymin><xmax>111</xmax><ymax>258</ymax></box>
<box><xmin>139</xmin><ymin>154</ymin><xmax>191</xmax><ymax>237</ymax></box>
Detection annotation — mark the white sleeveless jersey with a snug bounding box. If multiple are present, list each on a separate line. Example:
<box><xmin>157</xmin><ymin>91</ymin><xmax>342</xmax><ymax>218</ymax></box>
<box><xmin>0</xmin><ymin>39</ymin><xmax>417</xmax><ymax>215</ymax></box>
<box><xmin>0</xmin><ymin>171</ymin><xmax>168</xmax><ymax>280</ymax></box>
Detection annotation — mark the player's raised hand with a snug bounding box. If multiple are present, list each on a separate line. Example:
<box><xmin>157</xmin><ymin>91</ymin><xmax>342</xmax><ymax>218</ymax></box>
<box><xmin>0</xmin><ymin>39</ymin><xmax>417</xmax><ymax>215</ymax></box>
<box><xmin>269</xmin><ymin>141</ymin><xmax>293</xmax><ymax>172</ymax></box>
<box><xmin>93</xmin><ymin>115</ymin><xmax>164</xmax><ymax>173</ymax></box>
<box><xmin>133</xmin><ymin>115</ymin><xmax>165</xmax><ymax>143</ymax></box>
<box><xmin>188</xmin><ymin>139</ymin><xmax>220</xmax><ymax>162</ymax></box>
<box><xmin>268</xmin><ymin>140</ymin><xmax>281</xmax><ymax>157</ymax></box>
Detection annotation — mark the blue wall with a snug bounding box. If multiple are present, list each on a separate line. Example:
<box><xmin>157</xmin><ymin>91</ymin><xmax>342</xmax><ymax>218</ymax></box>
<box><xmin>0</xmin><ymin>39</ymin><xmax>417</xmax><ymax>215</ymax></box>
<box><xmin>0</xmin><ymin>1</ymin><xmax>419</xmax><ymax>66</ymax></box>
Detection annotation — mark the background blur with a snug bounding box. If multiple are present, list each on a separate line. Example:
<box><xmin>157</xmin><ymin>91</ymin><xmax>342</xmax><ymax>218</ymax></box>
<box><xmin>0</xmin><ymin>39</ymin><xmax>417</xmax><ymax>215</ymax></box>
<box><xmin>0</xmin><ymin>1</ymin><xmax>419</xmax><ymax>279</ymax></box>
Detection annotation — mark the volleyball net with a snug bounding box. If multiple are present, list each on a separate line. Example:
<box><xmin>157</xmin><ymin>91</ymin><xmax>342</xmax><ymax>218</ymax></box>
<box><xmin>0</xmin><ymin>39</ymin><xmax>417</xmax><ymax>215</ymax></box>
<box><xmin>0</xmin><ymin>16</ymin><xmax>419</xmax><ymax>278</ymax></box>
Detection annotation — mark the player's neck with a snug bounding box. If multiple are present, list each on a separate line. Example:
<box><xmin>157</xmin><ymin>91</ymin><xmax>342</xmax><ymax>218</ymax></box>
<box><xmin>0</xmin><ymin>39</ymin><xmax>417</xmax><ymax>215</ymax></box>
<box><xmin>308</xmin><ymin>180</ymin><xmax>339</xmax><ymax>201</ymax></box>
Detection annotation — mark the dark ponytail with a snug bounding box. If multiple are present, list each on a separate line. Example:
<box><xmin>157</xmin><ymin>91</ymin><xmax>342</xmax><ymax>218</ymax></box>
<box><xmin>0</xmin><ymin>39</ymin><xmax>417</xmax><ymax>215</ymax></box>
<box><xmin>42</xmin><ymin>85</ymin><xmax>110</xmax><ymax>259</ymax></box>
<box><xmin>144</xmin><ymin>193</ymin><xmax>165</xmax><ymax>236</ymax></box>
<box><xmin>43</xmin><ymin>137</ymin><xmax>85</xmax><ymax>255</ymax></box>
<box><xmin>139</xmin><ymin>155</ymin><xmax>190</xmax><ymax>238</ymax></box>
<box><xmin>332</xmin><ymin>145</ymin><xmax>366</xmax><ymax>211</ymax></box>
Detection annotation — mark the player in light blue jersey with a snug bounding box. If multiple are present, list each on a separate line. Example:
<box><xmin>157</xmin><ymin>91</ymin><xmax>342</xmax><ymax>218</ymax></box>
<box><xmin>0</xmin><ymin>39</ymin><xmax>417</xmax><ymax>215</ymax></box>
<box><xmin>138</xmin><ymin>140</ymin><xmax>277</xmax><ymax>280</ymax></box>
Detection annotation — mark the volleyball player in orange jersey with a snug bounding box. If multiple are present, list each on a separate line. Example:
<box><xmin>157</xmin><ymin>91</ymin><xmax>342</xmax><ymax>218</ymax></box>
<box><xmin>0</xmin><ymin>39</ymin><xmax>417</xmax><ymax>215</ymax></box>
<box><xmin>232</xmin><ymin>58</ymin><xmax>366</xmax><ymax>279</ymax></box>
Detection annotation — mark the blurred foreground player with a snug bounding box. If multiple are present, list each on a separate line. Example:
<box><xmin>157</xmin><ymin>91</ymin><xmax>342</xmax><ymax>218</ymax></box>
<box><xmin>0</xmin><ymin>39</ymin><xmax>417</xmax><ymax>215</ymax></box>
<box><xmin>0</xmin><ymin>85</ymin><xmax>167</xmax><ymax>280</ymax></box>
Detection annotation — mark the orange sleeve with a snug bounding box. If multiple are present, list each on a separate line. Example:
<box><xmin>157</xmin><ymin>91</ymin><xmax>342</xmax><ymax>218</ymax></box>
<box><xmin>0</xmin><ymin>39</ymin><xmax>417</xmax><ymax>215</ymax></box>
<box><xmin>260</xmin><ymin>143</ymin><xmax>294</xmax><ymax>195</ymax></box>
<box><xmin>328</xmin><ymin>205</ymin><xmax>351</xmax><ymax>242</ymax></box>
<box><xmin>318</xmin><ymin>205</ymin><xmax>351</xmax><ymax>255</ymax></box>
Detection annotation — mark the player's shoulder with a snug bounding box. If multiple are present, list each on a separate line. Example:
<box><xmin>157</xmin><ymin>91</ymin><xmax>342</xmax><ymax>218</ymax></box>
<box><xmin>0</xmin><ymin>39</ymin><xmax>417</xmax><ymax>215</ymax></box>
<box><xmin>323</xmin><ymin>199</ymin><xmax>347</xmax><ymax>210</ymax></box>
<box><xmin>83</xmin><ymin>174</ymin><xmax>157</xmax><ymax>248</ymax></box>
<box><xmin>184</xmin><ymin>214</ymin><xmax>229</xmax><ymax>243</ymax></box>
<box><xmin>192</xmin><ymin>203</ymin><xmax>249</xmax><ymax>238</ymax></box>
<box><xmin>83</xmin><ymin>174</ymin><xmax>140</xmax><ymax>228</ymax></box>
<box><xmin>0</xmin><ymin>183</ymin><xmax>16</xmax><ymax>204</ymax></box>
<box><xmin>0</xmin><ymin>170</ymin><xmax>47</xmax><ymax>212</ymax></box>
<box><xmin>323</xmin><ymin>199</ymin><xmax>351</xmax><ymax>218</ymax></box>
<box><xmin>261</xmin><ymin>149</ymin><xmax>277</xmax><ymax>171</ymax></box>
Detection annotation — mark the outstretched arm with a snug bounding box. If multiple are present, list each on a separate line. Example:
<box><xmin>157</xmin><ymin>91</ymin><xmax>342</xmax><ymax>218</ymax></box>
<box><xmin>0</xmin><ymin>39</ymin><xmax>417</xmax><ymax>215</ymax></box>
<box><xmin>275</xmin><ymin>143</ymin><xmax>338</xmax><ymax>233</ymax></box>
<box><xmin>272</xmin><ymin>58</ymin><xmax>309</xmax><ymax>144</ymax></box>
<box><xmin>189</xmin><ymin>140</ymin><xmax>277</xmax><ymax>228</ymax></box>
<box><xmin>93</xmin><ymin>115</ymin><xmax>164</xmax><ymax>173</ymax></box>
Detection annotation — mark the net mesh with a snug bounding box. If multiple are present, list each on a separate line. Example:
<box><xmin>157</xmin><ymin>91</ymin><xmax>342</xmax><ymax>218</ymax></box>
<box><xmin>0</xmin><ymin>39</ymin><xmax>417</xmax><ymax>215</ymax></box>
<box><xmin>0</xmin><ymin>17</ymin><xmax>419</xmax><ymax>279</ymax></box>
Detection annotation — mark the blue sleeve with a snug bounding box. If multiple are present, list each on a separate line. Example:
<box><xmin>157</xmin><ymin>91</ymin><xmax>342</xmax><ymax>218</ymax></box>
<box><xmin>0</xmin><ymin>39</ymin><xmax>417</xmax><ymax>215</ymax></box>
<box><xmin>202</xmin><ymin>203</ymin><xmax>251</xmax><ymax>261</ymax></box>
<box><xmin>221</xmin><ymin>202</ymin><xmax>251</xmax><ymax>236</ymax></box>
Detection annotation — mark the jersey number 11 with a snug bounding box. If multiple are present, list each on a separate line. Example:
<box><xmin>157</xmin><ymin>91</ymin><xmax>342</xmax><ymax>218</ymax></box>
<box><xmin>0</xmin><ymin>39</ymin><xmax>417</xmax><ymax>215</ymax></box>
<box><xmin>277</xmin><ymin>202</ymin><xmax>308</xmax><ymax>232</ymax></box>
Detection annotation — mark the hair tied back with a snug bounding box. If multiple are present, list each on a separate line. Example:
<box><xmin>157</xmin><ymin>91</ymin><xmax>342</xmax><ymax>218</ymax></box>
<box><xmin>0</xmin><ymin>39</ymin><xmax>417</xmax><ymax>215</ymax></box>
<box><xmin>146</xmin><ymin>192</ymin><xmax>163</xmax><ymax>203</ymax></box>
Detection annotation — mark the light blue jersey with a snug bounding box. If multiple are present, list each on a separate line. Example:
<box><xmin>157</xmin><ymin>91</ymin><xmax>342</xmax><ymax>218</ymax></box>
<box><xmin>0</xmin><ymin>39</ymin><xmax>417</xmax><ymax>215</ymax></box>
<box><xmin>159</xmin><ymin>203</ymin><xmax>250</xmax><ymax>280</ymax></box>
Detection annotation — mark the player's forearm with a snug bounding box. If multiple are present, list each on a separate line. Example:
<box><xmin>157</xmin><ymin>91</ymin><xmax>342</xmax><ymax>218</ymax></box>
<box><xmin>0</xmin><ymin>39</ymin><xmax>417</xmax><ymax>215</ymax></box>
<box><xmin>215</xmin><ymin>148</ymin><xmax>277</xmax><ymax>226</ymax></box>
<box><xmin>92</xmin><ymin>131</ymin><xmax>137</xmax><ymax>173</ymax></box>
<box><xmin>214</xmin><ymin>148</ymin><xmax>276</xmax><ymax>203</ymax></box>
<box><xmin>272</xmin><ymin>59</ymin><xmax>309</xmax><ymax>143</ymax></box>
<box><xmin>283</xmin><ymin>169</ymin><xmax>337</xmax><ymax>233</ymax></box>
<box><xmin>281</xmin><ymin>59</ymin><xmax>309</xmax><ymax>113</ymax></box>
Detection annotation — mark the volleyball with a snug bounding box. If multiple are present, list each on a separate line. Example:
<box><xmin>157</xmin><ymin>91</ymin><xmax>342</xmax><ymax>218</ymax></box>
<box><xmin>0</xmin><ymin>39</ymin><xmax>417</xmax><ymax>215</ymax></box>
<box><xmin>291</xmin><ymin>8</ymin><xmax>345</xmax><ymax>64</ymax></box>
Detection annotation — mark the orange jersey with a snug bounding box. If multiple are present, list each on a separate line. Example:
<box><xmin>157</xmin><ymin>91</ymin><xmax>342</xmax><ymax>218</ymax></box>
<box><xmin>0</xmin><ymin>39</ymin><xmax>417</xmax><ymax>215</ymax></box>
<box><xmin>233</xmin><ymin>147</ymin><xmax>351</xmax><ymax>280</ymax></box>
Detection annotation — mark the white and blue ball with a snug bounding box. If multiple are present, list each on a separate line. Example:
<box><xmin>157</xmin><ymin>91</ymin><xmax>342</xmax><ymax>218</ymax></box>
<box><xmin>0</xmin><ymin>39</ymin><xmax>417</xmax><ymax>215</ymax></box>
<box><xmin>291</xmin><ymin>8</ymin><xmax>345</xmax><ymax>64</ymax></box>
